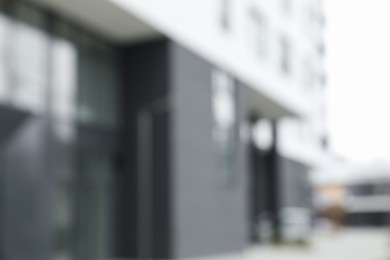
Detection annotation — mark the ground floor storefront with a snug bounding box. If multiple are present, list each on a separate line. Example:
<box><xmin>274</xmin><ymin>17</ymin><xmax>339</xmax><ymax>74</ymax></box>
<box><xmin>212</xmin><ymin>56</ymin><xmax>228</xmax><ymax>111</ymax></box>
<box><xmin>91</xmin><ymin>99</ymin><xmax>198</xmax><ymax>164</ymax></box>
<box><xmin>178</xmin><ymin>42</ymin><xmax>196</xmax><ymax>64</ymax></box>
<box><xmin>0</xmin><ymin>1</ymin><xmax>315</xmax><ymax>260</ymax></box>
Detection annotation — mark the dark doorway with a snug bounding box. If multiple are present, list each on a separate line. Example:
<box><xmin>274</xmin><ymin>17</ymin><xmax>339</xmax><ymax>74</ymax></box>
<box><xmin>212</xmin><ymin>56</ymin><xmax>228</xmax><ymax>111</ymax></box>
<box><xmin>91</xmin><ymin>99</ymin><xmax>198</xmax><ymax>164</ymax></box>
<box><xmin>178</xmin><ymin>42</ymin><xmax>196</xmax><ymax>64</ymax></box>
<box><xmin>248</xmin><ymin>142</ymin><xmax>270</xmax><ymax>244</ymax></box>
<box><xmin>137</xmin><ymin>98</ymin><xmax>171</xmax><ymax>259</ymax></box>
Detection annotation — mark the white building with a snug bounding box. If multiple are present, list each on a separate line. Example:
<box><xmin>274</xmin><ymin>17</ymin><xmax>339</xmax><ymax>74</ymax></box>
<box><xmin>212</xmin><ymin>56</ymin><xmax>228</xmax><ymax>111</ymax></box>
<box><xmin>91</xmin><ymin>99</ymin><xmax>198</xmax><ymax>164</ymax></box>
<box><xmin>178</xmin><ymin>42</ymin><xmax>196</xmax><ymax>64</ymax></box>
<box><xmin>0</xmin><ymin>0</ymin><xmax>329</xmax><ymax>259</ymax></box>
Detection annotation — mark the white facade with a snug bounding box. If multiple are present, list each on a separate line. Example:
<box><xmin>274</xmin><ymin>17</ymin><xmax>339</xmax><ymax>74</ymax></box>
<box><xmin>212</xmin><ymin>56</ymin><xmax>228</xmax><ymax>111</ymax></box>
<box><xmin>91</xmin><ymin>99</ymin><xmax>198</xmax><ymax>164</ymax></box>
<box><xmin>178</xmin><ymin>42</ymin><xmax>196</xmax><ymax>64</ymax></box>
<box><xmin>108</xmin><ymin>0</ymin><xmax>328</xmax><ymax>167</ymax></box>
<box><xmin>28</xmin><ymin>0</ymin><xmax>329</xmax><ymax>167</ymax></box>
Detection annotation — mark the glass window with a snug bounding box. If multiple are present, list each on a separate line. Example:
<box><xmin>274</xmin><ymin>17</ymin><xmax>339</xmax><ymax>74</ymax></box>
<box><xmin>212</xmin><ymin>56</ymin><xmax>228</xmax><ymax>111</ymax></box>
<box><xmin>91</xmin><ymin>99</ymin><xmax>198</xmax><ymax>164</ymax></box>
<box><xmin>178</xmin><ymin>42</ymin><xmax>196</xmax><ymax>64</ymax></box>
<box><xmin>11</xmin><ymin>3</ymin><xmax>49</xmax><ymax>114</ymax></box>
<box><xmin>54</xmin><ymin>152</ymin><xmax>114</xmax><ymax>260</ymax></box>
<box><xmin>302</xmin><ymin>58</ymin><xmax>316</xmax><ymax>91</ymax></box>
<box><xmin>212</xmin><ymin>70</ymin><xmax>237</xmax><ymax>186</ymax></box>
<box><xmin>375</xmin><ymin>183</ymin><xmax>390</xmax><ymax>195</ymax></box>
<box><xmin>55</xmin><ymin>183</ymin><xmax>75</xmax><ymax>260</ymax></box>
<box><xmin>220</xmin><ymin>0</ymin><xmax>230</xmax><ymax>32</ymax></box>
<box><xmin>0</xmin><ymin>13</ymin><xmax>10</xmax><ymax>102</ymax></box>
<box><xmin>73</xmin><ymin>153</ymin><xmax>114</xmax><ymax>259</ymax></box>
<box><xmin>12</xmin><ymin>21</ymin><xmax>48</xmax><ymax>113</ymax></box>
<box><xmin>52</xmin><ymin>37</ymin><xmax>78</xmax><ymax>122</ymax></box>
<box><xmin>279</xmin><ymin>35</ymin><xmax>291</xmax><ymax>74</ymax></box>
<box><xmin>248</xmin><ymin>7</ymin><xmax>268</xmax><ymax>58</ymax></box>
<box><xmin>351</xmin><ymin>184</ymin><xmax>375</xmax><ymax>196</ymax></box>
<box><xmin>0</xmin><ymin>4</ymin><xmax>120</xmax><ymax>260</ymax></box>
<box><xmin>77</xmin><ymin>35</ymin><xmax>119</xmax><ymax>128</ymax></box>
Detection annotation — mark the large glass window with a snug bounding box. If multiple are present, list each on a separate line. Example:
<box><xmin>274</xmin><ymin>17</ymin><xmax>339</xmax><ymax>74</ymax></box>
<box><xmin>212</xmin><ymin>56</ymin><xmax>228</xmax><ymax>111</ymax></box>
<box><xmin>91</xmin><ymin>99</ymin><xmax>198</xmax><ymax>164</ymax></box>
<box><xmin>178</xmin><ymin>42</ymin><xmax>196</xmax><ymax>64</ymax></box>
<box><xmin>52</xmin><ymin>37</ymin><xmax>77</xmax><ymax>123</ymax></box>
<box><xmin>51</xmin><ymin>17</ymin><xmax>119</xmax><ymax>260</ymax></box>
<box><xmin>77</xmin><ymin>35</ymin><xmax>119</xmax><ymax>128</ymax></box>
<box><xmin>0</xmin><ymin>13</ymin><xmax>10</xmax><ymax>102</ymax></box>
<box><xmin>73</xmin><ymin>152</ymin><xmax>114</xmax><ymax>260</ymax></box>
<box><xmin>51</xmin><ymin>21</ymin><xmax>119</xmax><ymax>260</ymax></box>
<box><xmin>53</xmin><ymin>20</ymin><xmax>121</xmax><ymax>130</ymax></box>
<box><xmin>0</xmin><ymin>2</ymin><xmax>121</xmax><ymax>260</ymax></box>
<box><xmin>11</xmin><ymin>2</ymin><xmax>49</xmax><ymax>114</ymax></box>
<box><xmin>53</xmin><ymin>151</ymin><xmax>115</xmax><ymax>260</ymax></box>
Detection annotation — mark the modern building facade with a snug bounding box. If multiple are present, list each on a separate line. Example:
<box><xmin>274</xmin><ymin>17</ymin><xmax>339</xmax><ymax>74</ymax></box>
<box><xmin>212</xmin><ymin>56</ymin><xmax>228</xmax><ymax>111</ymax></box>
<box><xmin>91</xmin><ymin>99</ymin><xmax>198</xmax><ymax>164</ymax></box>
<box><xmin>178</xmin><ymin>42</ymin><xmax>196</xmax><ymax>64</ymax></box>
<box><xmin>346</xmin><ymin>179</ymin><xmax>390</xmax><ymax>227</ymax></box>
<box><xmin>0</xmin><ymin>0</ymin><xmax>327</xmax><ymax>259</ymax></box>
<box><xmin>342</xmin><ymin>163</ymin><xmax>390</xmax><ymax>227</ymax></box>
<box><xmin>313</xmin><ymin>162</ymin><xmax>390</xmax><ymax>228</ymax></box>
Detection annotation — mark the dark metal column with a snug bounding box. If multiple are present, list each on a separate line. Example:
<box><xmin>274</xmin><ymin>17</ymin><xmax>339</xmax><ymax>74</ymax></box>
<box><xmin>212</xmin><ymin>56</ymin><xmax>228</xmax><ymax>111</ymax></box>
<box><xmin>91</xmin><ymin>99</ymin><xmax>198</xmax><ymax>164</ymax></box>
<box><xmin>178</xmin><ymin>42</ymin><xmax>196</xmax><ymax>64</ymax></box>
<box><xmin>267</xmin><ymin>120</ymin><xmax>281</xmax><ymax>243</ymax></box>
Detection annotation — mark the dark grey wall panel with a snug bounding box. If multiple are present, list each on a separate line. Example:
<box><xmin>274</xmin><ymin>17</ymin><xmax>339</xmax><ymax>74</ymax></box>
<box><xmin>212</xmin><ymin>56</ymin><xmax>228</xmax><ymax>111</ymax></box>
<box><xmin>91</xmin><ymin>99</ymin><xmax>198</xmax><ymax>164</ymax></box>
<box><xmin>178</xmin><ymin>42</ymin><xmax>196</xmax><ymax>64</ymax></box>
<box><xmin>278</xmin><ymin>157</ymin><xmax>311</xmax><ymax>209</ymax></box>
<box><xmin>170</xmin><ymin>43</ymin><xmax>248</xmax><ymax>258</ymax></box>
<box><xmin>121</xmin><ymin>39</ymin><xmax>250</xmax><ymax>259</ymax></box>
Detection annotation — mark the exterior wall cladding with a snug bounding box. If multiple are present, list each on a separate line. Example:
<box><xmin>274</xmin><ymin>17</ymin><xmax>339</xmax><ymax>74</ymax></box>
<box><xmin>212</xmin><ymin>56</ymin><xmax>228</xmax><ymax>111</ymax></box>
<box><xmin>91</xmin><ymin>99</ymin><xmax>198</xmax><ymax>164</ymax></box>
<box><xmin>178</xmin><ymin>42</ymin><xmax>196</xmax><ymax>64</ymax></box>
<box><xmin>122</xmin><ymin>39</ymin><xmax>312</xmax><ymax>259</ymax></box>
<box><xmin>123</xmin><ymin>39</ymin><xmax>249</xmax><ymax>259</ymax></box>
<box><xmin>279</xmin><ymin>158</ymin><xmax>311</xmax><ymax>209</ymax></box>
<box><xmin>171</xmin><ymin>43</ymin><xmax>248</xmax><ymax>258</ymax></box>
<box><xmin>0</xmin><ymin>0</ymin><xmax>319</xmax><ymax>259</ymax></box>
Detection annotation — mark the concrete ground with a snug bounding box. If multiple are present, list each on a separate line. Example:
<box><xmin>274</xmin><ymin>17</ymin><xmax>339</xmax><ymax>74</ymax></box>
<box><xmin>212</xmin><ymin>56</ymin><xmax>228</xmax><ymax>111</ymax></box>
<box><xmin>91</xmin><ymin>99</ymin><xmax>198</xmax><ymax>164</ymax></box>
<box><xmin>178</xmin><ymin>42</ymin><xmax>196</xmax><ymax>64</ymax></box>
<box><xmin>245</xmin><ymin>229</ymin><xmax>390</xmax><ymax>260</ymax></box>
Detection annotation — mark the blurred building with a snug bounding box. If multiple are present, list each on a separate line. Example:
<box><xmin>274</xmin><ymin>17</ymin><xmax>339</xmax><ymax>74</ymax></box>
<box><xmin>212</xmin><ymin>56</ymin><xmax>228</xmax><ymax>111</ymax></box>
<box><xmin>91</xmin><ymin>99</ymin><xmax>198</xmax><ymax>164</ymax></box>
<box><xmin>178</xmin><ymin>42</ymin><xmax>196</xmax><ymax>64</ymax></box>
<box><xmin>0</xmin><ymin>0</ymin><xmax>328</xmax><ymax>259</ymax></box>
<box><xmin>346</xmin><ymin>179</ymin><xmax>390</xmax><ymax>227</ymax></box>
<box><xmin>342</xmin><ymin>163</ymin><xmax>390</xmax><ymax>227</ymax></box>
<box><xmin>313</xmin><ymin>161</ymin><xmax>390</xmax><ymax>228</ymax></box>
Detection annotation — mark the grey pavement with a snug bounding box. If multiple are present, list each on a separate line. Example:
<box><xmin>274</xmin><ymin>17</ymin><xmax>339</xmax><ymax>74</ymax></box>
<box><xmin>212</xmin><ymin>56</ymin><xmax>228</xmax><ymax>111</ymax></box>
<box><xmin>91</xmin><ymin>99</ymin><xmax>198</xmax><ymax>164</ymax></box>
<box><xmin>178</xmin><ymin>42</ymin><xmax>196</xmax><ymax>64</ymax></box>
<box><xmin>191</xmin><ymin>229</ymin><xmax>390</xmax><ymax>260</ymax></box>
<box><xmin>245</xmin><ymin>229</ymin><xmax>390</xmax><ymax>260</ymax></box>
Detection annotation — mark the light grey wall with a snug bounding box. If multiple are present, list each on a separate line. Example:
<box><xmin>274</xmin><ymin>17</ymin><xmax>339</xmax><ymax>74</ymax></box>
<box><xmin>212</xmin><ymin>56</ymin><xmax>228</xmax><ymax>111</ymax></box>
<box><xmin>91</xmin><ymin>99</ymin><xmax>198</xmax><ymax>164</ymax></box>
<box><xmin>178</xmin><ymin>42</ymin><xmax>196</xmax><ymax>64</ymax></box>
<box><xmin>170</xmin><ymin>43</ymin><xmax>248</xmax><ymax>259</ymax></box>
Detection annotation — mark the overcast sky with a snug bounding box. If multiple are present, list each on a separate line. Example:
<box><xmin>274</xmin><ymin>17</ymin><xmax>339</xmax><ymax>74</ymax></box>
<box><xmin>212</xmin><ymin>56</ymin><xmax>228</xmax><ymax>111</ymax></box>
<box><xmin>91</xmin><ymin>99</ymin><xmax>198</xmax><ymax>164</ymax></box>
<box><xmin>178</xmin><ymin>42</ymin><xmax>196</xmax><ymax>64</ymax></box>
<box><xmin>325</xmin><ymin>0</ymin><xmax>390</xmax><ymax>163</ymax></box>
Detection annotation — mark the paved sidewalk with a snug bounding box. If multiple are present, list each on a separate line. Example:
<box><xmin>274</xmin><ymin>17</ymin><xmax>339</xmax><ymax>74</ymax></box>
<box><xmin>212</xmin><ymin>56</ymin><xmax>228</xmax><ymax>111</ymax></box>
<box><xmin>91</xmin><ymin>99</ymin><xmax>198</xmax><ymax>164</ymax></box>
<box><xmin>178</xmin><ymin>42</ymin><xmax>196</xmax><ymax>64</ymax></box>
<box><xmin>246</xmin><ymin>229</ymin><xmax>390</xmax><ymax>260</ymax></box>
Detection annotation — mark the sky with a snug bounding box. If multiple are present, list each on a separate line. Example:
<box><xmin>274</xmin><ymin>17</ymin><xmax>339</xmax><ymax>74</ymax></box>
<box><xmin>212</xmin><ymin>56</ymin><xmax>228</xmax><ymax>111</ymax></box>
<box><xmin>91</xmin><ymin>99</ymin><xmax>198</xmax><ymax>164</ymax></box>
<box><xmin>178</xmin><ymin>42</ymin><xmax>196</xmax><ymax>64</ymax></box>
<box><xmin>325</xmin><ymin>0</ymin><xmax>390</xmax><ymax>162</ymax></box>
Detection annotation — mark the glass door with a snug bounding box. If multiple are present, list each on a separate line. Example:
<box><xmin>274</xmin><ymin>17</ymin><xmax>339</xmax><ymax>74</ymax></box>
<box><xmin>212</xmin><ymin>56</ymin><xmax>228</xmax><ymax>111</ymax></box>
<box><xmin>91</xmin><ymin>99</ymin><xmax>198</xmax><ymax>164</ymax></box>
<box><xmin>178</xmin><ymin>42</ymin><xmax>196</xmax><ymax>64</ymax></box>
<box><xmin>53</xmin><ymin>125</ymin><xmax>118</xmax><ymax>260</ymax></box>
<box><xmin>137</xmin><ymin>98</ymin><xmax>171</xmax><ymax>259</ymax></box>
<box><xmin>73</xmin><ymin>151</ymin><xmax>114</xmax><ymax>260</ymax></box>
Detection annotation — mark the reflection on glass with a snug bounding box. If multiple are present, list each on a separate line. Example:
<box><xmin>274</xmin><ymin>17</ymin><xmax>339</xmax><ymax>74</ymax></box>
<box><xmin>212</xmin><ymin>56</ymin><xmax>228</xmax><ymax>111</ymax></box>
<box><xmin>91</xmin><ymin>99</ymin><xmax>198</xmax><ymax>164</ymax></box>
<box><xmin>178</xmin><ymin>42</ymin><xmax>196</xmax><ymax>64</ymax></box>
<box><xmin>55</xmin><ymin>185</ymin><xmax>74</xmax><ymax>260</ymax></box>
<box><xmin>77</xmin><ymin>36</ymin><xmax>119</xmax><ymax>128</ymax></box>
<box><xmin>0</xmin><ymin>14</ymin><xmax>9</xmax><ymax>102</ymax></box>
<box><xmin>52</xmin><ymin>37</ymin><xmax>77</xmax><ymax>122</ymax></box>
<box><xmin>10</xmin><ymin>2</ymin><xmax>49</xmax><ymax>114</ymax></box>
<box><xmin>12</xmin><ymin>20</ymin><xmax>48</xmax><ymax>113</ymax></box>
<box><xmin>212</xmin><ymin>70</ymin><xmax>236</xmax><ymax>186</ymax></box>
<box><xmin>54</xmin><ymin>152</ymin><xmax>114</xmax><ymax>260</ymax></box>
<box><xmin>0</xmin><ymin>3</ymin><xmax>119</xmax><ymax>259</ymax></box>
<box><xmin>74</xmin><ymin>153</ymin><xmax>113</xmax><ymax>260</ymax></box>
